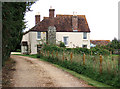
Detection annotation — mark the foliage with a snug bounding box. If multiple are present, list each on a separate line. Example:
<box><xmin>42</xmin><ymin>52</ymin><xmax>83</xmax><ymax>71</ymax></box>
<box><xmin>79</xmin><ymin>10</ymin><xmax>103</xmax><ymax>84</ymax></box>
<box><xmin>105</xmin><ymin>38</ymin><xmax>120</xmax><ymax>52</ymax></box>
<box><xmin>39</xmin><ymin>52</ymin><xmax>119</xmax><ymax>88</ymax></box>
<box><xmin>16</xmin><ymin>49</ymin><xmax>21</xmax><ymax>52</ymax></box>
<box><xmin>43</xmin><ymin>43</ymin><xmax>110</xmax><ymax>55</ymax></box>
<box><xmin>110</xmin><ymin>38</ymin><xmax>120</xmax><ymax>49</ymax></box>
<box><xmin>43</xmin><ymin>44</ymin><xmax>63</xmax><ymax>52</ymax></box>
<box><xmin>73</xmin><ymin>48</ymin><xmax>90</xmax><ymax>54</ymax></box>
<box><xmin>2</xmin><ymin>2</ymin><xmax>34</xmax><ymax>66</ymax></box>
<box><xmin>59</xmin><ymin>41</ymin><xmax>66</xmax><ymax>47</ymax></box>
<box><xmin>90</xmin><ymin>46</ymin><xmax>110</xmax><ymax>55</ymax></box>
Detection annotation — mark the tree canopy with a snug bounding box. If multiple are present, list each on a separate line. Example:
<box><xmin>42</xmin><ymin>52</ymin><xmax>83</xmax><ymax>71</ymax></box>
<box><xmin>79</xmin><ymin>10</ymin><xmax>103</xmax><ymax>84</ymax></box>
<box><xmin>2</xmin><ymin>2</ymin><xmax>34</xmax><ymax>66</ymax></box>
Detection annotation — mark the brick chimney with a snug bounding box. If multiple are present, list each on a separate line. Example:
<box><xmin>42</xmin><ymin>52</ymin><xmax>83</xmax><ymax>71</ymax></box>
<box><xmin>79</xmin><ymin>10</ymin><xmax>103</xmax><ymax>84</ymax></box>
<box><xmin>49</xmin><ymin>8</ymin><xmax>55</xmax><ymax>18</ymax></box>
<box><xmin>72</xmin><ymin>12</ymin><xmax>78</xmax><ymax>31</ymax></box>
<box><xmin>35</xmin><ymin>12</ymin><xmax>40</xmax><ymax>25</ymax></box>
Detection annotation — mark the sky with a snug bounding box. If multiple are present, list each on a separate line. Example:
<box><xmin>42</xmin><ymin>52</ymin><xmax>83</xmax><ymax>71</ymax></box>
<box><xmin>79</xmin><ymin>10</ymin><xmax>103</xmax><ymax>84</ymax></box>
<box><xmin>24</xmin><ymin>0</ymin><xmax>120</xmax><ymax>41</ymax></box>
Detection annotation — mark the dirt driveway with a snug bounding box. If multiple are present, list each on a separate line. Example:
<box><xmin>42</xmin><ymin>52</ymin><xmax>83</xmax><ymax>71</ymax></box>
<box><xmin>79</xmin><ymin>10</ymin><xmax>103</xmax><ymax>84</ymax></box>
<box><xmin>10</xmin><ymin>55</ymin><xmax>93</xmax><ymax>87</ymax></box>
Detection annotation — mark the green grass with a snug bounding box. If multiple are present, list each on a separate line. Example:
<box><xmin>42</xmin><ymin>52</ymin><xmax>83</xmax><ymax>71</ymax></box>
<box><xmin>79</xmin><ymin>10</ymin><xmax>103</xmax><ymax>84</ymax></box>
<box><xmin>112</xmin><ymin>54</ymin><xmax>119</xmax><ymax>56</ymax></box>
<box><xmin>12</xmin><ymin>54</ymin><xmax>37</xmax><ymax>58</ymax></box>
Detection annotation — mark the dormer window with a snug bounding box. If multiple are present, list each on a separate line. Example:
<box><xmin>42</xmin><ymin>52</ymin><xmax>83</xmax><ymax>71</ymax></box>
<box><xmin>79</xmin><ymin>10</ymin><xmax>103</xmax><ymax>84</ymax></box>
<box><xmin>37</xmin><ymin>32</ymin><xmax>41</xmax><ymax>39</ymax></box>
<box><xmin>83</xmin><ymin>32</ymin><xmax>87</xmax><ymax>39</ymax></box>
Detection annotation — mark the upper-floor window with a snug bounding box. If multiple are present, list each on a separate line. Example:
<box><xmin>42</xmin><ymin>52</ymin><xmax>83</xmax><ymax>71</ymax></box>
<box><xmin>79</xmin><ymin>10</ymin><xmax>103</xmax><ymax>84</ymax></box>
<box><xmin>83</xmin><ymin>32</ymin><xmax>87</xmax><ymax>39</ymax></box>
<box><xmin>63</xmin><ymin>36</ymin><xmax>68</xmax><ymax>46</ymax></box>
<box><xmin>37</xmin><ymin>32</ymin><xmax>41</xmax><ymax>39</ymax></box>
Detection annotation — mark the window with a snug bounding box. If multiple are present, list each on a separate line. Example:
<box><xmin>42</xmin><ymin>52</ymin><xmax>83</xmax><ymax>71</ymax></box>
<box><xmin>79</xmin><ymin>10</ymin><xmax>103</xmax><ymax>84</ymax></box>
<box><xmin>83</xmin><ymin>32</ymin><xmax>87</xmax><ymax>39</ymax></box>
<box><xmin>37</xmin><ymin>32</ymin><xmax>41</xmax><ymax>39</ymax></box>
<box><xmin>63</xmin><ymin>37</ymin><xmax>68</xmax><ymax>46</ymax></box>
<box><xmin>82</xmin><ymin>45</ymin><xmax>87</xmax><ymax>48</ymax></box>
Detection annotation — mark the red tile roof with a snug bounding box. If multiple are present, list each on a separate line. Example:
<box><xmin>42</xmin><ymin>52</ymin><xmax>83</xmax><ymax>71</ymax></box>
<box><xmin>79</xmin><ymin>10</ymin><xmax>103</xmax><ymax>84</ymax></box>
<box><xmin>90</xmin><ymin>40</ymin><xmax>111</xmax><ymax>46</ymax></box>
<box><xmin>28</xmin><ymin>14</ymin><xmax>90</xmax><ymax>33</ymax></box>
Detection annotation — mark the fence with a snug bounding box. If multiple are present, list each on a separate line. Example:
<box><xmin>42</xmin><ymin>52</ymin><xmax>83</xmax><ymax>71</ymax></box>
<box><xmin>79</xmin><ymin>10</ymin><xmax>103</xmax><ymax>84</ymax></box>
<box><xmin>41</xmin><ymin>49</ymin><xmax>118</xmax><ymax>75</ymax></box>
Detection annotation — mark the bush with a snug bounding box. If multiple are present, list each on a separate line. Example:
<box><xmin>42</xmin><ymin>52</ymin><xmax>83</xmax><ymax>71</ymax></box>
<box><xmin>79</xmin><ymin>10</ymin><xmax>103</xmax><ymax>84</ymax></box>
<box><xmin>60</xmin><ymin>42</ymin><xmax>66</xmax><ymax>47</ymax></box>
<box><xmin>74</xmin><ymin>48</ymin><xmax>90</xmax><ymax>54</ymax></box>
<box><xmin>43</xmin><ymin>43</ymin><xmax>110</xmax><ymax>55</ymax></box>
<box><xmin>90</xmin><ymin>47</ymin><xmax>110</xmax><ymax>55</ymax></box>
<box><xmin>43</xmin><ymin>44</ymin><xmax>63</xmax><ymax>52</ymax></box>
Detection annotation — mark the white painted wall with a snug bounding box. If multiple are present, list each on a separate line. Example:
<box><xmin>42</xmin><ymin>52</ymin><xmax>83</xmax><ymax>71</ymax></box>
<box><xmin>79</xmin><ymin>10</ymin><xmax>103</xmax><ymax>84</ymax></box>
<box><xmin>29</xmin><ymin>32</ymin><xmax>37</xmax><ymax>54</ymax></box>
<box><xmin>21</xmin><ymin>31</ymin><xmax>90</xmax><ymax>54</ymax></box>
<box><xmin>82</xmin><ymin>33</ymin><xmax>90</xmax><ymax>49</ymax></box>
<box><xmin>29</xmin><ymin>31</ymin><xmax>46</xmax><ymax>54</ymax></box>
<box><xmin>56</xmin><ymin>32</ymin><xmax>90</xmax><ymax>49</ymax></box>
<box><xmin>21</xmin><ymin>33</ymin><xmax>29</xmax><ymax>54</ymax></box>
<box><xmin>21</xmin><ymin>33</ymin><xmax>29</xmax><ymax>42</ymax></box>
<box><xmin>21</xmin><ymin>31</ymin><xmax>46</xmax><ymax>54</ymax></box>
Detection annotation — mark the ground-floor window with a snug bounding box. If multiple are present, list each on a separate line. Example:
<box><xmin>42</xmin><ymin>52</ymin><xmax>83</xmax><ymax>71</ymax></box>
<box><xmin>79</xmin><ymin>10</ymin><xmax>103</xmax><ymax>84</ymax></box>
<box><xmin>63</xmin><ymin>36</ymin><xmax>68</xmax><ymax>46</ymax></box>
<box><xmin>82</xmin><ymin>45</ymin><xmax>87</xmax><ymax>48</ymax></box>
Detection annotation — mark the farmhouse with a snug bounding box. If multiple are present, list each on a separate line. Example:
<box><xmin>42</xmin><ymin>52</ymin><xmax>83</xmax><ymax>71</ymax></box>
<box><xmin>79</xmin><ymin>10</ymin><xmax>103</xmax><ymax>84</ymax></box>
<box><xmin>21</xmin><ymin>8</ymin><xmax>91</xmax><ymax>54</ymax></box>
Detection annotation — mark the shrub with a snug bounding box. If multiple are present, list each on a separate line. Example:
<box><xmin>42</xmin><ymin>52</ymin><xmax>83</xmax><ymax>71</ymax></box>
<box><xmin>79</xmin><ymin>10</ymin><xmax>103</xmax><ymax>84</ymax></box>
<box><xmin>90</xmin><ymin>47</ymin><xmax>110</xmax><ymax>55</ymax></box>
<box><xmin>65</xmin><ymin>48</ymin><xmax>72</xmax><ymax>51</ymax></box>
<box><xmin>16</xmin><ymin>49</ymin><xmax>21</xmax><ymax>52</ymax></box>
<box><xmin>43</xmin><ymin>43</ymin><xmax>110</xmax><ymax>55</ymax></box>
<box><xmin>60</xmin><ymin>42</ymin><xmax>66</xmax><ymax>47</ymax></box>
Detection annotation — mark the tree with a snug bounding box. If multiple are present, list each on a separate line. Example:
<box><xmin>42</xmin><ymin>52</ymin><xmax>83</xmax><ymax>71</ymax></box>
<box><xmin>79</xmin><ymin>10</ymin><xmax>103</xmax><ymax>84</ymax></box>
<box><xmin>106</xmin><ymin>38</ymin><xmax>120</xmax><ymax>54</ymax></box>
<box><xmin>2</xmin><ymin>2</ymin><xmax>34</xmax><ymax>66</ymax></box>
<box><xmin>111</xmin><ymin>38</ymin><xmax>119</xmax><ymax>49</ymax></box>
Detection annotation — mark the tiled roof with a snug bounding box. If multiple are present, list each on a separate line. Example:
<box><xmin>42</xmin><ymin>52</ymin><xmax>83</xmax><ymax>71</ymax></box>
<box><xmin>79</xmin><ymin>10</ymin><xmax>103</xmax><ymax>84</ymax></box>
<box><xmin>90</xmin><ymin>40</ymin><xmax>111</xmax><ymax>46</ymax></box>
<box><xmin>29</xmin><ymin>14</ymin><xmax>90</xmax><ymax>32</ymax></box>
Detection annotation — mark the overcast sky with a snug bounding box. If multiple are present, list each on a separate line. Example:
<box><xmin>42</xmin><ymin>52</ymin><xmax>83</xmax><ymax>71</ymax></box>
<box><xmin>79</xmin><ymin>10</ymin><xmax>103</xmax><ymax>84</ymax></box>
<box><xmin>24</xmin><ymin>0</ymin><xmax>120</xmax><ymax>41</ymax></box>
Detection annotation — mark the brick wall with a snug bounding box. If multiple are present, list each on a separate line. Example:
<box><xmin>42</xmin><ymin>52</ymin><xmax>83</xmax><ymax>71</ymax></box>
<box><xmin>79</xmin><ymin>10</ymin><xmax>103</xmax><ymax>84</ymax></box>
<box><xmin>35</xmin><ymin>15</ymin><xmax>40</xmax><ymax>25</ymax></box>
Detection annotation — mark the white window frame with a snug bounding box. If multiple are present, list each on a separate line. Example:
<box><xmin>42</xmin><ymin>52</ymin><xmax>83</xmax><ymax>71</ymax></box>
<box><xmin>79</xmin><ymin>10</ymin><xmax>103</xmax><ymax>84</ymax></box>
<box><xmin>83</xmin><ymin>32</ymin><xmax>87</xmax><ymax>39</ymax></box>
<box><xmin>63</xmin><ymin>36</ymin><xmax>69</xmax><ymax>46</ymax></box>
<box><xmin>37</xmin><ymin>32</ymin><xmax>41</xmax><ymax>39</ymax></box>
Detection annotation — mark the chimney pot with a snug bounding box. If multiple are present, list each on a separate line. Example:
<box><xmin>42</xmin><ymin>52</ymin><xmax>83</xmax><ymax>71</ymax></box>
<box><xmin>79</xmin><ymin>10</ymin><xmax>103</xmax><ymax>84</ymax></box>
<box><xmin>49</xmin><ymin>8</ymin><xmax>55</xmax><ymax>18</ymax></box>
<box><xmin>35</xmin><ymin>13</ymin><xmax>40</xmax><ymax>25</ymax></box>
